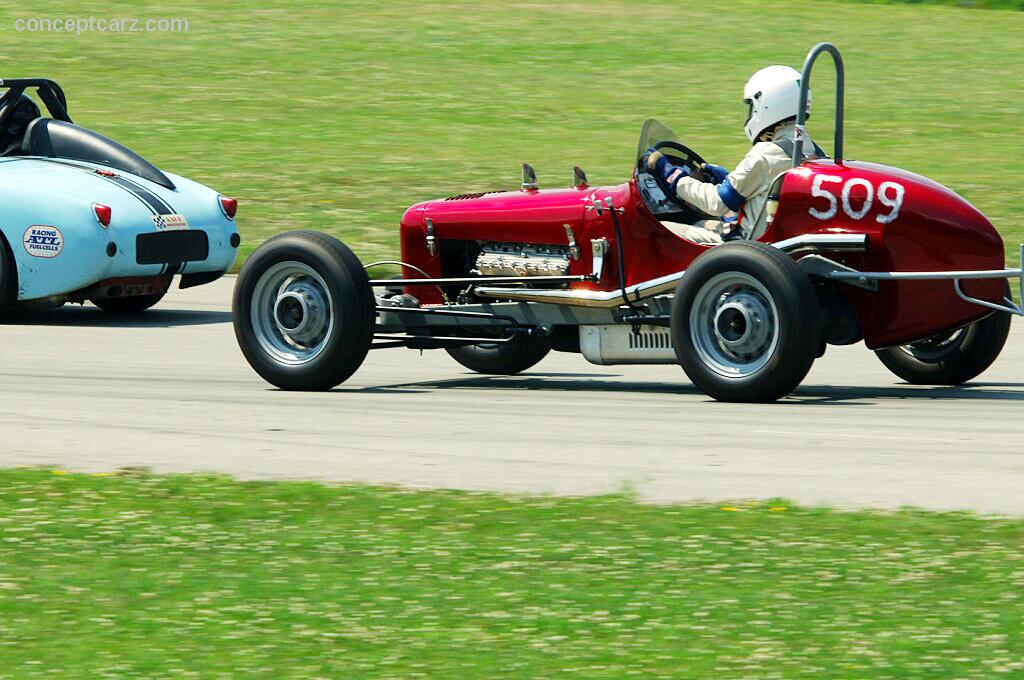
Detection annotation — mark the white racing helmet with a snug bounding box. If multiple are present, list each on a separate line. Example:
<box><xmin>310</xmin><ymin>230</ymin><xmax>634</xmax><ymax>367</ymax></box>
<box><xmin>743</xmin><ymin>65</ymin><xmax>812</xmax><ymax>143</ymax></box>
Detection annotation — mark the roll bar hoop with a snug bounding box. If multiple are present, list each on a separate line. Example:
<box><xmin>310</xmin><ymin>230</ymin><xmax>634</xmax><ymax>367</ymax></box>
<box><xmin>793</xmin><ymin>42</ymin><xmax>844</xmax><ymax>168</ymax></box>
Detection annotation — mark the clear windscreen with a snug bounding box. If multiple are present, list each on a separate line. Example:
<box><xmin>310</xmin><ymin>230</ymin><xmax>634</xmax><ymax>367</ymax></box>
<box><xmin>635</xmin><ymin>119</ymin><xmax>682</xmax><ymax>165</ymax></box>
<box><xmin>634</xmin><ymin>119</ymin><xmax>715</xmax><ymax>222</ymax></box>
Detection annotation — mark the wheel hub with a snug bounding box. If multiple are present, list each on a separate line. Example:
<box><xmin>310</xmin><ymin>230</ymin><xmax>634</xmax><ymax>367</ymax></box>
<box><xmin>250</xmin><ymin>261</ymin><xmax>336</xmax><ymax>366</ymax></box>
<box><xmin>713</xmin><ymin>292</ymin><xmax>771</xmax><ymax>359</ymax></box>
<box><xmin>273</xmin><ymin>281</ymin><xmax>329</xmax><ymax>347</ymax></box>
<box><xmin>275</xmin><ymin>294</ymin><xmax>305</xmax><ymax>331</ymax></box>
<box><xmin>689</xmin><ymin>272</ymin><xmax>780</xmax><ymax>378</ymax></box>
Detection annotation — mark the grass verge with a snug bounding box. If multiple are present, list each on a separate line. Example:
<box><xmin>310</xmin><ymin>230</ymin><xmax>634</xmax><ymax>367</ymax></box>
<box><xmin>854</xmin><ymin>0</ymin><xmax>1023</xmax><ymax>8</ymax></box>
<box><xmin>1</xmin><ymin>468</ymin><xmax>1023</xmax><ymax>678</ymax></box>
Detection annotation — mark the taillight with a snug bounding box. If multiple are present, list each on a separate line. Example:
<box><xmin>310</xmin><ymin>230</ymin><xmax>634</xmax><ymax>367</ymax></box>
<box><xmin>93</xmin><ymin>203</ymin><xmax>112</xmax><ymax>228</ymax></box>
<box><xmin>218</xmin><ymin>195</ymin><xmax>238</xmax><ymax>220</ymax></box>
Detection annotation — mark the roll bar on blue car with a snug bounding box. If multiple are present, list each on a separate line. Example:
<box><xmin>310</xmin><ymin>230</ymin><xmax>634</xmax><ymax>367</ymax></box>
<box><xmin>0</xmin><ymin>78</ymin><xmax>73</xmax><ymax>127</ymax></box>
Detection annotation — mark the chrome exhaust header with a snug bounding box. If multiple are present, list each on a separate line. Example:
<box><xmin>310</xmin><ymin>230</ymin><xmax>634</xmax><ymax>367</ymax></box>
<box><xmin>475</xmin><ymin>270</ymin><xmax>686</xmax><ymax>308</ymax></box>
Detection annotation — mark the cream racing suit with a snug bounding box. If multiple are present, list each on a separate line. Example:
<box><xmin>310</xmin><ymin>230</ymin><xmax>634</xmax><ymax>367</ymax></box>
<box><xmin>664</xmin><ymin>124</ymin><xmax>821</xmax><ymax>244</ymax></box>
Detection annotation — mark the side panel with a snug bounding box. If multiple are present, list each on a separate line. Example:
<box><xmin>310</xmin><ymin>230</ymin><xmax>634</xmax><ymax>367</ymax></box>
<box><xmin>591</xmin><ymin>180</ymin><xmax>708</xmax><ymax>288</ymax></box>
<box><xmin>0</xmin><ymin>188</ymin><xmax>120</xmax><ymax>300</ymax></box>
<box><xmin>766</xmin><ymin>161</ymin><xmax>1005</xmax><ymax>348</ymax></box>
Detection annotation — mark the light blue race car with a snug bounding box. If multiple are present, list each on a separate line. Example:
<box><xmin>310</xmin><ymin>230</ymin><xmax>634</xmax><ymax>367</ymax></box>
<box><xmin>0</xmin><ymin>78</ymin><xmax>239</xmax><ymax>314</ymax></box>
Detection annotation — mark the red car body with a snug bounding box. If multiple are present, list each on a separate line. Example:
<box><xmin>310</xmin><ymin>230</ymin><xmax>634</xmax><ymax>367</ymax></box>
<box><xmin>400</xmin><ymin>159</ymin><xmax>1005</xmax><ymax>349</ymax></box>
<box><xmin>232</xmin><ymin>43</ymin><xmax>1019</xmax><ymax>401</ymax></box>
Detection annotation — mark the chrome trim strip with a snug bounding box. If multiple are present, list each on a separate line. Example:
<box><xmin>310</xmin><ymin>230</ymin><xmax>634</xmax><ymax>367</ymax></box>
<box><xmin>771</xmin><ymin>233</ymin><xmax>869</xmax><ymax>253</ymax></box>
<box><xmin>476</xmin><ymin>270</ymin><xmax>686</xmax><ymax>308</ymax></box>
<box><xmin>829</xmin><ymin>269</ymin><xmax>1021</xmax><ymax>281</ymax></box>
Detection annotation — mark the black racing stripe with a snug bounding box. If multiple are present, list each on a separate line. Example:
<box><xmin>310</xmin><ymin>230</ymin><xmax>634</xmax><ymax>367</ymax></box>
<box><xmin>104</xmin><ymin>175</ymin><xmax>174</xmax><ymax>215</ymax></box>
<box><xmin>113</xmin><ymin>175</ymin><xmax>176</xmax><ymax>215</ymax></box>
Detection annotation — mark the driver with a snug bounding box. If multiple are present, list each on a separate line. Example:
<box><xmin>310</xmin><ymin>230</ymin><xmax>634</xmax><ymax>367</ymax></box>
<box><xmin>644</xmin><ymin>65</ymin><xmax>824</xmax><ymax>244</ymax></box>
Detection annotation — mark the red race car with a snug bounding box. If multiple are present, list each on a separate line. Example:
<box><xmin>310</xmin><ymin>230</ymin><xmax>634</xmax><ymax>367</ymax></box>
<box><xmin>233</xmin><ymin>43</ymin><xmax>1022</xmax><ymax>402</ymax></box>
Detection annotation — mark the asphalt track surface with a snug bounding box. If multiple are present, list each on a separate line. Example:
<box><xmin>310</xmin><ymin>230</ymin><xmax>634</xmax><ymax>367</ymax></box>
<box><xmin>2</xmin><ymin>277</ymin><xmax>1022</xmax><ymax>514</ymax></box>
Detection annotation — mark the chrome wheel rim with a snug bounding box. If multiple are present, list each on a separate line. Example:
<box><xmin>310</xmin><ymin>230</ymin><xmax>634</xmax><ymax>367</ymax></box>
<box><xmin>689</xmin><ymin>272</ymin><xmax>779</xmax><ymax>378</ymax></box>
<box><xmin>250</xmin><ymin>261</ymin><xmax>334</xmax><ymax>365</ymax></box>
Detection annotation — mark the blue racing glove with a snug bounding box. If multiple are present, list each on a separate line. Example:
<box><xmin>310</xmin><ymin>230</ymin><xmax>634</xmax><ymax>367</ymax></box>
<box><xmin>703</xmin><ymin>163</ymin><xmax>730</xmax><ymax>184</ymax></box>
<box><xmin>644</xmin><ymin>148</ymin><xmax>690</xmax><ymax>193</ymax></box>
<box><xmin>639</xmin><ymin>147</ymin><xmax>656</xmax><ymax>169</ymax></box>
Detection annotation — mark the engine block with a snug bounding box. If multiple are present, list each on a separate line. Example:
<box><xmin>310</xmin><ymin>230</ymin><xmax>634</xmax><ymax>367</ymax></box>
<box><xmin>474</xmin><ymin>242</ymin><xmax>571</xmax><ymax>277</ymax></box>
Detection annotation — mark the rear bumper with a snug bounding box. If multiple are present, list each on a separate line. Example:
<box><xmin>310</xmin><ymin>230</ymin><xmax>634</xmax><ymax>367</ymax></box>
<box><xmin>16</xmin><ymin>223</ymin><xmax>238</xmax><ymax>302</ymax></box>
<box><xmin>109</xmin><ymin>224</ymin><xmax>237</xmax><ymax>277</ymax></box>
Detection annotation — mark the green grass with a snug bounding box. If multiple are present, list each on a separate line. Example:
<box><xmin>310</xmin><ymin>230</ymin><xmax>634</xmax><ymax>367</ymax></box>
<box><xmin>1</xmin><ymin>468</ymin><xmax>1024</xmax><ymax>678</ymax></box>
<box><xmin>1</xmin><ymin>0</ymin><xmax>1021</xmax><ymax>276</ymax></box>
<box><xmin>856</xmin><ymin>0</ymin><xmax>1024</xmax><ymax>8</ymax></box>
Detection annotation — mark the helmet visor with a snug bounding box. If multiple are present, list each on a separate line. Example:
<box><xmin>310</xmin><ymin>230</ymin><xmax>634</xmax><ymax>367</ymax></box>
<box><xmin>744</xmin><ymin>99</ymin><xmax>754</xmax><ymax>127</ymax></box>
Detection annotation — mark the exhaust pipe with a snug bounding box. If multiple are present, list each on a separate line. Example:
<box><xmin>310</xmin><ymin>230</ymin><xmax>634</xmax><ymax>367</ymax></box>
<box><xmin>475</xmin><ymin>270</ymin><xmax>686</xmax><ymax>308</ymax></box>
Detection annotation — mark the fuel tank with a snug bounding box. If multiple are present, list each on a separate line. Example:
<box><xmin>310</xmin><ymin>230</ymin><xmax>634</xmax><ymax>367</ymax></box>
<box><xmin>766</xmin><ymin>160</ymin><xmax>1006</xmax><ymax>348</ymax></box>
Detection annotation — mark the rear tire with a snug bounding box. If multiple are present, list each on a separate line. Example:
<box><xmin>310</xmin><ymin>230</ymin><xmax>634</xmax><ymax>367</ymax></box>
<box><xmin>446</xmin><ymin>335</ymin><xmax>551</xmax><ymax>375</ymax></box>
<box><xmin>92</xmin><ymin>291</ymin><xmax>167</xmax><ymax>314</ymax></box>
<box><xmin>671</xmin><ymin>242</ymin><xmax>820</xmax><ymax>402</ymax></box>
<box><xmin>875</xmin><ymin>292</ymin><xmax>1011</xmax><ymax>385</ymax></box>
<box><xmin>233</xmin><ymin>231</ymin><xmax>375</xmax><ymax>391</ymax></box>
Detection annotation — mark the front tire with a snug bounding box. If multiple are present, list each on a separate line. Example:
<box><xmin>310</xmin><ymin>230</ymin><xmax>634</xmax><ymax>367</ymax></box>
<box><xmin>446</xmin><ymin>335</ymin><xmax>551</xmax><ymax>375</ymax></box>
<box><xmin>875</xmin><ymin>299</ymin><xmax>1011</xmax><ymax>385</ymax></box>
<box><xmin>671</xmin><ymin>242</ymin><xmax>820</xmax><ymax>402</ymax></box>
<box><xmin>233</xmin><ymin>231</ymin><xmax>375</xmax><ymax>391</ymax></box>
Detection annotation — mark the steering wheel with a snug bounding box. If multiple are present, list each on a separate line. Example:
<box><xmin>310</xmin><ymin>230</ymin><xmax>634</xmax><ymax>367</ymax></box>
<box><xmin>638</xmin><ymin>140</ymin><xmax>720</xmax><ymax>213</ymax></box>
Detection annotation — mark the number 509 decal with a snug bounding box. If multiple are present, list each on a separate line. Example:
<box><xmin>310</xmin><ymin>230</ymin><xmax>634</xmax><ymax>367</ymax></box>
<box><xmin>809</xmin><ymin>175</ymin><xmax>905</xmax><ymax>224</ymax></box>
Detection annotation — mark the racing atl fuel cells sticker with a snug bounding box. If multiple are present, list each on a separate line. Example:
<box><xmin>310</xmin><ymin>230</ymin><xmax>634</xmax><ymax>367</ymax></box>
<box><xmin>23</xmin><ymin>225</ymin><xmax>64</xmax><ymax>258</ymax></box>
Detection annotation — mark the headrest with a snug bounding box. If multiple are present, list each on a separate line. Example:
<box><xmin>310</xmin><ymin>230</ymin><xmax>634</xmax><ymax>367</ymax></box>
<box><xmin>0</xmin><ymin>94</ymin><xmax>41</xmax><ymax>153</ymax></box>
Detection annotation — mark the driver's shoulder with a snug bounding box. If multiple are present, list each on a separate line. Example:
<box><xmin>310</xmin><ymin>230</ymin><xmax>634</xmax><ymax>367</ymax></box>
<box><xmin>735</xmin><ymin>141</ymin><xmax>787</xmax><ymax>167</ymax></box>
<box><xmin>750</xmin><ymin>141</ymin><xmax>790</xmax><ymax>159</ymax></box>
<box><xmin>737</xmin><ymin>142</ymin><xmax>795</xmax><ymax>177</ymax></box>
<box><xmin>733</xmin><ymin>142</ymin><xmax>781</xmax><ymax>173</ymax></box>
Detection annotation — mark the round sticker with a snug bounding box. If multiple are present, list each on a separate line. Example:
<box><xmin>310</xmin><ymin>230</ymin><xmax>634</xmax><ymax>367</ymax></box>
<box><xmin>23</xmin><ymin>225</ymin><xmax>64</xmax><ymax>258</ymax></box>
